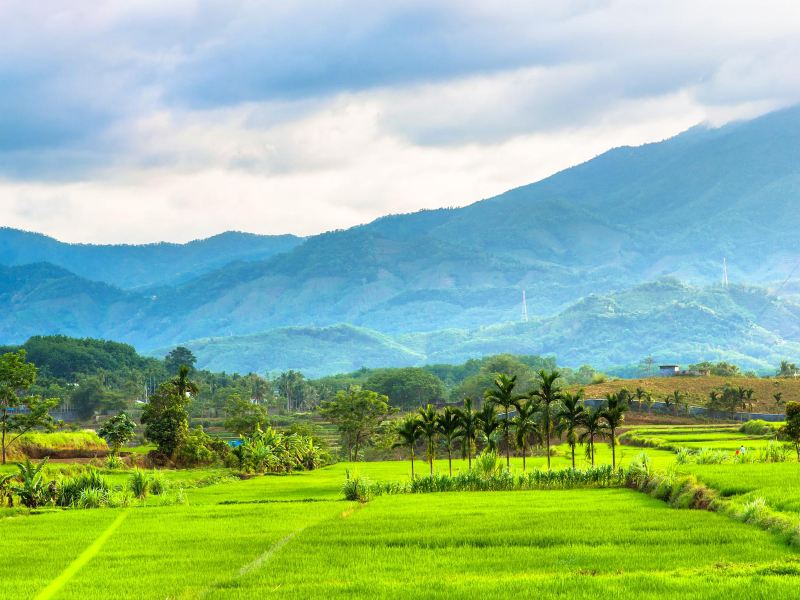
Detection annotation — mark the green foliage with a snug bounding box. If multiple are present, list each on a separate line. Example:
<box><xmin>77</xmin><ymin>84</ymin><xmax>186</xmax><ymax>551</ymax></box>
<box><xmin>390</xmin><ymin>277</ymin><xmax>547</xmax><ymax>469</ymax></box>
<box><xmin>341</xmin><ymin>470</ymin><xmax>373</xmax><ymax>503</ymax></box>
<box><xmin>141</xmin><ymin>366</ymin><xmax>195</xmax><ymax>459</ymax></box>
<box><xmin>0</xmin><ymin>350</ymin><xmax>59</xmax><ymax>464</ymax></box>
<box><xmin>165</xmin><ymin>346</ymin><xmax>197</xmax><ymax>376</ymax></box>
<box><xmin>782</xmin><ymin>401</ymin><xmax>800</xmax><ymax>461</ymax></box>
<box><xmin>319</xmin><ymin>386</ymin><xmax>392</xmax><ymax>461</ymax></box>
<box><xmin>11</xmin><ymin>458</ymin><xmax>50</xmax><ymax>508</ymax></box>
<box><xmin>98</xmin><ymin>412</ymin><xmax>137</xmax><ymax>454</ymax></box>
<box><xmin>230</xmin><ymin>426</ymin><xmax>323</xmax><ymax>474</ymax></box>
<box><xmin>739</xmin><ymin>420</ymin><xmax>780</xmax><ymax>436</ymax></box>
<box><xmin>129</xmin><ymin>470</ymin><xmax>151</xmax><ymax>499</ymax></box>
<box><xmin>365</xmin><ymin>367</ymin><xmax>445</xmax><ymax>410</ymax></box>
<box><xmin>223</xmin><ymin>394</ymin><xmax>268</xmax><ymax>436</ymax></box>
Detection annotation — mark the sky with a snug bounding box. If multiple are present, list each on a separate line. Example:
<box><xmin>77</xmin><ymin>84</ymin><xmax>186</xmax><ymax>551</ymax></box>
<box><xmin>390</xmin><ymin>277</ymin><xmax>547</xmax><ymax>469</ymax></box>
<box><xmin>1</xmin><ymin>1</ymin><xmax>800</xmax><ymax>244</ymax></box>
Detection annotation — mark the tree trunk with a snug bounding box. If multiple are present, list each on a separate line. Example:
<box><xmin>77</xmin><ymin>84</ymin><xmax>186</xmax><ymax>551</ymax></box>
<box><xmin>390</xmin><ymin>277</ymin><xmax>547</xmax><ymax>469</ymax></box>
<box><xmin>448</xmin><ymin>449</ymin><xmax>452</xmax><ymax>476</ymax></box>
<box><xmin>611</xmin><ymin>430</ymin><xmax>616</xmax><ymax>469</ymax></box>
<box><xmin>467</xmin><ymin>439</ymin><xmax>472</xmax><ymax>471</ymax></box>
<box><xmin>571</xmin><ymin>443</ymin><xmax>575</xmax><ymax>469</ymax></box>
<box><xmin>545</xmin><ymin>421</ymin><xmax>551</xmax><ymax>470</ymax></box>
<box><xmin>1</xmin><ymin>424</ymin><xmax>5</xmax><ymax>465</ymax></box>
<box><xmin>505</xmin><ymin>413</ymin><xmax>511</xmax><ymax>468</ymax></box>
<box><xmin>522</xmin><ymin>443</ymin><xmax>527</xmax><ymax>472</ymax></box>
<box><xmin>410</xmin><ymin>447</ymin><xmax>415</xmax><ymax>479</ymax></box>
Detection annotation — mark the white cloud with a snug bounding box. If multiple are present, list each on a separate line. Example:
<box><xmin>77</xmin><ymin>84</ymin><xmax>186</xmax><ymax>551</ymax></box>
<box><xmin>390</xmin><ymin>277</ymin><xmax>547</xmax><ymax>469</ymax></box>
<box><xmin>0</xmin><ymin>1</ymin><xmax>799</xmax><ymax>242</ymax></box>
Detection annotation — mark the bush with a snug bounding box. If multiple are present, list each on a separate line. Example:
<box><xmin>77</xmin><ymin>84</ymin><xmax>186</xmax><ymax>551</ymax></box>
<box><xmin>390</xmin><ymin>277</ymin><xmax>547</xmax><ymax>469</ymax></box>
<box><xmin>56</xmin><ymin>469</ymin><xmax>109</xmax><ymax>507</ymax></box>
<box><xmin>77</xmin><ymin>487</ymin><xmax>107</xmax><ymax>509</ymax></box>
<box><xmin>105</xmin><ymin>455</ymin><xmax>124</xmax><ymax>469</ymax></box>
<box><xmin>739</xmin><ymin>420</ymin><xmax>780</xmax><ymax>436</ymax></box>
<box><xmin>175</xmin><ymin>427</ymin><xmax>218</xmax><ymax>467</ymax></box>
<box><xmin>342</xmin><ymin>471</ymin><xmax>373</xmax><ymax>503</ymax></box>
<box><xmin>150</xmin><ymin>471</ymin><xmax>167</xmax><ymax>495</ymax></box>
<box><xmin>129</xmin><ymin>470</ymin><xmax>151</xmax><ymax>499</ymax></box>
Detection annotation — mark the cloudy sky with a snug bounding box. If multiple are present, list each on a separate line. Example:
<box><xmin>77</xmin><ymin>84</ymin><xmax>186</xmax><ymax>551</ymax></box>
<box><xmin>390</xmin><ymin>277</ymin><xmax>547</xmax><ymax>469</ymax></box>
<box><xmin>1</xmin><ymin>1</ymin><xmax>799</xmax><ymax>243</ymax></box>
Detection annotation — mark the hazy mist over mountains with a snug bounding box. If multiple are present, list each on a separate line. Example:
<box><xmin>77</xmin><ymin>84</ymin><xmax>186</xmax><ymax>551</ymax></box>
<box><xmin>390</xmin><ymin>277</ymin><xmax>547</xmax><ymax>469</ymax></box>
<box><xmin>3</xmin><ymin>106</ymin><xmax>800</xmax><ymax>376</ymax></box>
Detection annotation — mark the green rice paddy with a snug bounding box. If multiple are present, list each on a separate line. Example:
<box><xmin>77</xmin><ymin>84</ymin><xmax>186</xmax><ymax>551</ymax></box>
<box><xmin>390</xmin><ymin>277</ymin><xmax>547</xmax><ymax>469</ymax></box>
<box><xmin>3</xmin><ymin>427</ymin><xmax>800</xmax><ymax>599</ymax></box>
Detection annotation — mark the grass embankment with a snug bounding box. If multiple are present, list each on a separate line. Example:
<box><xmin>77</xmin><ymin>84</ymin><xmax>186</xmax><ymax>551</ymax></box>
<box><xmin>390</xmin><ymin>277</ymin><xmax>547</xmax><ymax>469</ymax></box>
<box><xmin>5</xmin><ymin>431</ymin><xmax>108</xmax><ymax>460</ymax></box>
<box><xmin>577</xmin><ymin>376</ymin><xmax>800</xmax><ymax>411</ymax></box>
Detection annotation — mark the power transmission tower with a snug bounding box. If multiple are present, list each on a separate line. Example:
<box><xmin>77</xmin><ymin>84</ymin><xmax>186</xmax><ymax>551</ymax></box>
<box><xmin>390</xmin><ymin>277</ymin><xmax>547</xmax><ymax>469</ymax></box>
<box><xmin>722</xmin><ymin>258</ymin><xmax>729</xmax><ymax>288</ymax></box>
<box><xmin>522</xmin><ymin>290</ymin><xmax>529</xmax><ymax>322</ymax></box>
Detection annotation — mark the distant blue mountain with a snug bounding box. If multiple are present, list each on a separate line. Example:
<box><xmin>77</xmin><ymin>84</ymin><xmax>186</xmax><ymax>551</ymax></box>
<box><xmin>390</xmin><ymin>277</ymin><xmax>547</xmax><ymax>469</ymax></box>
<box><xmin>2</xmin><ymin>106</ymin><xmax>800</xmax><ymax>373</ymax></box>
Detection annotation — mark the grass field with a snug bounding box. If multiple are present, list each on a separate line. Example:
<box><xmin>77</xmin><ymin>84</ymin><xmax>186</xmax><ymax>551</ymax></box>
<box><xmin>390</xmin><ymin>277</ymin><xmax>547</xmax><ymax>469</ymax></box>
<box><xmin>4</xmin><ymin>483</ymin><xmax>800</xmax><ymax>599</ymax></box>
<box><xmin>3</xmin><ymin>426</ymin><xmax>800</xmax><ymax>599</ymax></box>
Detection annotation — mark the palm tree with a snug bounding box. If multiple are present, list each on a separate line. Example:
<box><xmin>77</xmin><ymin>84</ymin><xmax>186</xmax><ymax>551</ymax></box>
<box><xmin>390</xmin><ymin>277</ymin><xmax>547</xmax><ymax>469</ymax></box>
<box><xmin>393</xmin><ymin>416</ymin><xmax>423</xmax><ymax>479</ymax></box>
<box><xmin>457</xmin><ymin>397</ymin><xmax>479</xmax><ymax>470</ymax></box>
<box><xmin>556</xmin><ymin>390</ymin><xmax>586</xmax><ymax>469</ymax></box>
<box><xmin>418</xmin><ymin>404</ymin><xmax>439</xmax><ymax>475</ymax></box>
<box><xmin>601</xmin><ymin>392</ymin><xmax>628</xmax><ymax>469</ymax></box>
<box><xmin>742</xmin><ymin>388</ymin><xmax>755</xmax><ymax>413</ymax></box>
<box><xmin>529</xmin><ymin>370</ymin><xmax>564</xmax><ymax>469</ymax></box>
<box><xmin>437</xmin><ymin>407</ymin><xmax>462</xmax><ymax>476</ymax></box>
<box><xmin>774</xmin><ymin>391</ymin><xmax>784</xmax><ymax>407</ymax></box>
<box><xmin>484</xmin><ymin>374</ymin><xmax>520</xmax><ymax>468</ymax></box>
<box><xmin>476</xmin><ymin>403</ymin><xmax>501</xmax><ymax>453</ymax></box>
<box><xmin>578</xmin><ymin>407</ymin><xmax>607</xmax><ymax>466</ymax></box>
<box><xmin>511</xmin><ymin>399</ymin><xmax>539</xmax><ymax>472</ymax></box>
<box><xmin>633</xmin><ymin>387</ymin><xmax>650</xmax><ymax>412</ymax></box>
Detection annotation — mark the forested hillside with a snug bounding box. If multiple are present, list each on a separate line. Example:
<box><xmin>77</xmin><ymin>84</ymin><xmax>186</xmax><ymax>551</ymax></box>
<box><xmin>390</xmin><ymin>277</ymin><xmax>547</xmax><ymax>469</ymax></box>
<box><xmin>2</xmin><ymin>107</ymin><xmax>800</xmax><ymax>373</ymax></box>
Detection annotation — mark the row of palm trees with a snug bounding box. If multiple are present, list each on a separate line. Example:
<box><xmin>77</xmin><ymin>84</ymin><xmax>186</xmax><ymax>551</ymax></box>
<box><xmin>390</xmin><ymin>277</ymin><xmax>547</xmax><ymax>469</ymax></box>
<box><xmin>393</xmin><ymin>370</ymin><xmax>629</xmax><ymax>477</ymax></box>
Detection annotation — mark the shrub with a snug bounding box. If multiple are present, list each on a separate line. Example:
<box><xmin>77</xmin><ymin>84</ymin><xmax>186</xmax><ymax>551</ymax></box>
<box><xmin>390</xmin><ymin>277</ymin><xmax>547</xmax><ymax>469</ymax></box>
<box><xmin>756</xmin><ymin>441</ymin><xmax>790</xmax><ymax>463</ymax></box>
<box><xmin>77</xmin><ymin>487</ymin><xmax>107</xmax><ymax>509</ymax></box>
<box><xmin>342</xmin><ymin>471</ymin><xmax>373</xmax><ymax>503</ymax></box>
<box><xmin>150</xmin><ymin>471</ymin><xmax>167</xmax><ymax>495</ymax></box>
<box><xmin>739</xmin><ymin>420</ymin><xmax>780</xmax><ymax>436</ymax></box>
<box><xmin>129</xmin><ymin>470</ymin><xmax>151</xmax><ymax>499</ymax></box>
<box><xmin>56</xmin><ymin>469</ymin><xmax>109</xmax><ymax>507</ymax></box>
<box><xmin>105</xmin><ymin>455</ymin><xmax>124</xmax><ymax>469</ymax></box>
<box><xmin>473</xmin><ymin>450</ymin><xmax>502</xmax><ymax>479</ymax></box>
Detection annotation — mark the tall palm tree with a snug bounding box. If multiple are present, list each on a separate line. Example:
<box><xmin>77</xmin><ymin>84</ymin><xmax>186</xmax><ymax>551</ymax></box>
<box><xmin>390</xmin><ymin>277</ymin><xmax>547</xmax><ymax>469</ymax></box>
<box><xmin>418</xmin><ymin>404</ymin><xmax>439</xmax><ymax>475</ymax></box>
<box><xmin>484</xmin><ymin>374</ymin><xmax>520</xmax><ymax>468</ymax></box>
<box><xmin>437</xmin><ymin>407</ymin><xmax>462</xmax><ymax>476</ymax></box>
<box><xmin>633</xmin><ymin>387</ymin><xmax>650</xmax><ymax>412</ymax></box>
<box><xmin>393</xmin><ymin>416</ymin><xmax>423</xmax><ymax>479</ymax></box>
<box><xmin>456</xmin><ymin>397</ymin><xmax>479</xmax><ymax>470</ymax></box>
<box><xmin>529</xmin><ymin>370</ymin><xmax>564</xmax><ymax>469</ymax></box>
<box><xmin>601</xmin><ymin>392</ymin><xmax>628</xmax><ymax>469</ymax></box>
<box><xmin>511</xmin><ymin>399</ymin><xmax>539</xmax><ymax>472</ymax></box>
<box><xmin>555</xmin><ymin>390</ymin><xmax>586</xmax><ymax>469</ymax></box>
<box><xmin>578</xmin><ymin>407</ymin><xmax>607</xmax><ymax>466</ymax></box>
<box><xmin>476</xmin><ymin>402</ymin><xmax>501</xmax><ymax>453</ymax></box>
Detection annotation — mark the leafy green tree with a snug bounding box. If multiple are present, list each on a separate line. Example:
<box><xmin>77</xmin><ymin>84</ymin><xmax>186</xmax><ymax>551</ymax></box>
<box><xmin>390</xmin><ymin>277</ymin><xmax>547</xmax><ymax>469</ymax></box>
<box><xmin>141</xmin><ymin>366</ymin><xmax>196</xmax><ymax>458</ymax></box>
<box><xmin>320</xmin><ymin>386</ymin><xmax>392</xmax><ymax>461</ymax></box>
<box><xmin>437</xmin><ymin>406</ymin><xmax>462</xmax><ymax>476</ymax></box>
<box><xmin>529</xmin><ymin>370</ymin><xmax>564</xmax><ymax>470</ymax></box>
<box><xmin>476</xmin><ymin>402</ymin><xmax>501</xmax><ymax>452</ymax></box>
<box><xmin>70</xmin><ymin>376</ymin><xmax>115</xmax><ymax>419</ymax></box>
<box><xmin>601</xmin><ymin>392</ymin><xmax>628</xmax><ymax>469</ymax></box>
<box><xmin>457</xmin><ymin>397</ymin><xmax>479</xmax><ymax>469</ymax></box>
<box><xmin>782</xmin><ymin>402</ymin><xmax>800</xmax><ymax>461</ymax></box>
<box><xmin>98</xmin><ymin>412</ymin><xmax>136</xmax><ymax>456</ymax></box>
<box><xmin>393</xmin><ymin>416</ymin><xmax>423</xmax><ymax>478</ymax></box>
<box><xmin>556</xmin><ymin>390</ymin><xmax>586</xmax><ymax>469</ymax></box>
<box><xmin>511</xmin><ymin>399</ymin><xmax>539</xmax><ymax>472</ymax></box>
<box><xmin>484</xmin><ymin>374</ymin><xmax>521</xmax><ymax>468</ymax></box>
<box><xmin>0</xmin><ymin>351</ymin><xmax>59</xmax><ymax>464</ymax></box>
<box><xmin>578</xmin><ymin>407</ymin><xmax>606</xmax><ymax>466</ymax></box>
<box><xmin>365</xmin><ymin>368</ymin><xmax>446</xmax><ymax>410</ymax></box>
<box><xmin>224</xmin><ymin>393</ymin><xmax>269</xmax><ymax>436</ymax></box>
<box><xmin>165</xmin><ymin>346</ymin><xmax>197</xmax><ymax>375</ymax></box>
<box><xmin>275</xmin><ymin>370</ymin><xmax>310</xmax><ymax>412</ymax></box>
<box><xmin>418</xmin><ymin>404</ymin><xmax>439</xmax><ymax>475</ymax></box>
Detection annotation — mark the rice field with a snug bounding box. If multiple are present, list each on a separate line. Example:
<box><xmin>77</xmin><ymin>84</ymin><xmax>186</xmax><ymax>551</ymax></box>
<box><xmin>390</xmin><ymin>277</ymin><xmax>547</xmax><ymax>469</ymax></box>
<box><xmin>3</xmin><ymin>425</ymin><xmax>800</xmax><ymax>599</ymax></box>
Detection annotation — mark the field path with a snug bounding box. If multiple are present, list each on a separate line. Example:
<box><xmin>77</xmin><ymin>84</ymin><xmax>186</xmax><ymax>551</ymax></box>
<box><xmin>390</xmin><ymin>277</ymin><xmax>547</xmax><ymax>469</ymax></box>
<box><xmin>33</xmin><ymin>510</ymin><xmax>130</xmax><ymax>600</ymax></box>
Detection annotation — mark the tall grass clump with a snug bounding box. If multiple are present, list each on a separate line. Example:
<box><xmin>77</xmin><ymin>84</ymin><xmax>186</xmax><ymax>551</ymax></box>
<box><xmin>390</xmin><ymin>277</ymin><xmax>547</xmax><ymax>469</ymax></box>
<box><xmin>342</xmin><ymin>470</ymin><xmax>373</xmax><ymax>503</ymax></box>
<box><xmin>56</xmin><ymin>469</ymin><xmax>109</xmax><ymax>507</ymax></box>
<box><xmin>129</xmin><ymin>470</ymin><xmax>151</xmax><ymax>499</ymax></box>
<box><xmin>739</xmin><ymin>420</ymin><xmax>780</xmax><ymax>436</ymax></box>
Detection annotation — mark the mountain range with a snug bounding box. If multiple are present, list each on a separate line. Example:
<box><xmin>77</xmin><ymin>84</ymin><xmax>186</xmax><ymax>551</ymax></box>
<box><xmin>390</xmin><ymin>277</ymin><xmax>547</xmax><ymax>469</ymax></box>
<box><xmin>3</xmin><ymin>106</ymin><xmax>800</xmax><ymax>375</ymax></box>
